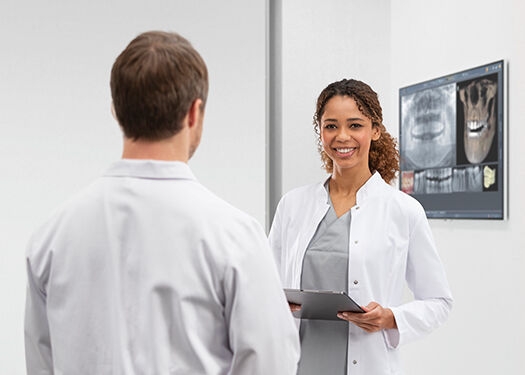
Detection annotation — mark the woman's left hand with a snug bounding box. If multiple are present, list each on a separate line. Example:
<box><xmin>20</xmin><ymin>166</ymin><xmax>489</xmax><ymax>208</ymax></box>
<box><xmin>337</xmin><ymin>301</ymin><xmax>397</xmax><ymax>333</ymax></box>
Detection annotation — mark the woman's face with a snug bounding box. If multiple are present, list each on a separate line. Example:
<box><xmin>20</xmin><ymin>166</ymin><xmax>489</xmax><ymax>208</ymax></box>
<box><xmin>320</xmin><ymin>95</ymin><xmax>380</xmax><ymax>174</ymax></box>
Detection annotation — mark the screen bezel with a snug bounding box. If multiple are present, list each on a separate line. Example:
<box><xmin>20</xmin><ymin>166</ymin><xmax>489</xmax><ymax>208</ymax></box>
<box><xmin>398</xmin><ymin>60</ymin><xmax>506</xmax><ymax>220</ymax></box>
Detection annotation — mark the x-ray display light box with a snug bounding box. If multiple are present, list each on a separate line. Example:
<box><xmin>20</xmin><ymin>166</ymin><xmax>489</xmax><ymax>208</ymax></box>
<box><xmin>399</xmin><ymin>60</ymin><xmax>506</xmax><ymax>219</ymax></box>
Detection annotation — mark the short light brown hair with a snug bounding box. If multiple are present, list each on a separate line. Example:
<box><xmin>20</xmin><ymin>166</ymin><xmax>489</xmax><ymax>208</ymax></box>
<box><xmin>111</xmin><ymin>31</ymin><xmax>208</xmax><ymax>141</ymax></box>
<box><xmin>313</xmin><ymin>79</ymin><xmax>399</xmax><ymax>184</ymax></box>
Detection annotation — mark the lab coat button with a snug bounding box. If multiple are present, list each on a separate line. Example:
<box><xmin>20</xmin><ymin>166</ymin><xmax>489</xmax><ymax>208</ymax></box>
<box><xmin>355</xmin><ymin>206</ymin><xmax>360</xmax><ymax>210</ymax></box>
<box><xmin>353</xmin><ymin>280</ymin><xmax>359</xmax><ymax>285</ymax></box>
<box><xmin>354</xmin><ymin>240</ymin><xmax>358</xmax><ymax>244</ymax></box>
<box><xmin>352</xmin><ymin>360</ymin><xmax>357</xmax><ymax>365</ymax></box>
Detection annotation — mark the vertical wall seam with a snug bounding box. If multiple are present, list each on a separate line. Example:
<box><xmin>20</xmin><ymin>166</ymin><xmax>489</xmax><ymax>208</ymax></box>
<box><xmin>267</xmin><ymin>0</ymin><xmax>282</xmax><ymax>232</ymax></box>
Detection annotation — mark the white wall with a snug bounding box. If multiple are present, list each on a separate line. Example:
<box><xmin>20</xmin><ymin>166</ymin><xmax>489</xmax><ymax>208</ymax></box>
<box><xmin>280</xmin><ymin>0</ymin><xmax>525</xmax><ymax>374</ymax></box>
<box><xmin>390</xmin><ymin>0</ymin><xmax>525</xmax><ymax>373</ymax></box>
<box><xmin>0</xmin><ymin>1</ymin><xmax>267</xmax><ymax>373</ymax></box>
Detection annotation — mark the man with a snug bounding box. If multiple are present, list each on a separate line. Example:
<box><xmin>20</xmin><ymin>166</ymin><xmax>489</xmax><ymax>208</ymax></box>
<box><xmin>25</xmin><ymin>31</ymin><xmax>299</xmax><ymax>375</ymax></box>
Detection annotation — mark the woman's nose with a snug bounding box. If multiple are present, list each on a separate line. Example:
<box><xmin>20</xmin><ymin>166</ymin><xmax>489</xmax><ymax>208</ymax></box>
<box><xmin>335</xmin><ymin>128</ymin><xmax>351</xmax><ymax>141</ymax></box>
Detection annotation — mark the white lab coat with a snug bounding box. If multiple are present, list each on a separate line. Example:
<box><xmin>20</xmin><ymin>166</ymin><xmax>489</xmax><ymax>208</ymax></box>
<box><xmin>269</xmin><ymin>172</ymin><xmax>453</xmax><ymax>375</ymax></box>
<box><xmin>25</xmin><ymin>159</ymin><xmax>300</xmax><ymax>375</ymax></box>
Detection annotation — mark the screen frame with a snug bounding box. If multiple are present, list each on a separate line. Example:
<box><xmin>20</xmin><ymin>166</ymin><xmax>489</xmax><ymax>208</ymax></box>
<box><xmin>398</xmin><ymin>60</ymin><xmax>507</xmax><ymax>220</ymax></box>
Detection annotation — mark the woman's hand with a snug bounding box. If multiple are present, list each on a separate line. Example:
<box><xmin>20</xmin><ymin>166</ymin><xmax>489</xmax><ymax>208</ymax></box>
<box><xmin>289</xmin><ymin>303</ymin><xmax>301</xmax><ymax>312</ymax></box>
<box><xmin>337</xmin><ymin>301</ymin><xmax>397</xmax><ymax>332</ymax></box>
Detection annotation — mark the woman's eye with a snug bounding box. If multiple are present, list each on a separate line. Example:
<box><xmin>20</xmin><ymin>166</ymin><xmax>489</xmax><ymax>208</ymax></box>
<box><xmin>324</xmin><ymin>124</ymin><xmax>336</xmax><ymax>129</ymax></box>
<box><xmin>350</xmin><ymin>123</ymin><xmax>362</xmax><ymax>128</ymax></box>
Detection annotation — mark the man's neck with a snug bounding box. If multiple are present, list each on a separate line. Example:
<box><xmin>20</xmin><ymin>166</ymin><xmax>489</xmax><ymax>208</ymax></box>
<box><xmin>121</xmin><ymin>135</ymin><xmax>189</xmax><ymax>162</ymax></box>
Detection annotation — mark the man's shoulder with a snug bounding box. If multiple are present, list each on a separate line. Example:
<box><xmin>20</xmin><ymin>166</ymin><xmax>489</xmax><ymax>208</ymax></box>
<box><xmin>191</xmin><ymin>184</ymin><xmax>260</xmax><ymax>229</ymax></box>
<box><xmin>25</xmin><ymin>179</ymin><xmax>105</xmax><ymax>255</ymax></box>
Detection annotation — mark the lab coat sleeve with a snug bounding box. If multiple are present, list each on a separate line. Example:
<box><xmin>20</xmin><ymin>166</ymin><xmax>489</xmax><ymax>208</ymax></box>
<box><xmin>25</xmin><ymin>250</ymin><xmax>54</xmax><ymax>374</ymax></box>
<box><xmin>224</xmin><ymin>220</ymin><xmax>300</xmax><ymax>375</ymax></box>
<box><xmin>385</xmin><ymin>212</ymin><xmax>453</xmax><ymax>348</ymax></box>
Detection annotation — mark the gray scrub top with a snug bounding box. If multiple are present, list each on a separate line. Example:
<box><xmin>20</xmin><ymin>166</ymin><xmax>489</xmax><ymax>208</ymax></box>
<box><xmin>297</xmin><ymin>190</ymin><xmax>350</xmax><ymax>375</ymax></box>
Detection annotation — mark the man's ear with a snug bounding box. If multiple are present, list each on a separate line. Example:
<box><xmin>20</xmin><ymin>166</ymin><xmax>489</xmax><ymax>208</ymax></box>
<box><xmin>188</xmin><ymin>98</ymin><xmax>204</xmax><ymax>128</ymax></box>
<box><xmin>111</xmin><ymin>102</ymin><xmax>119</xmax><ymax>123</ymax></box>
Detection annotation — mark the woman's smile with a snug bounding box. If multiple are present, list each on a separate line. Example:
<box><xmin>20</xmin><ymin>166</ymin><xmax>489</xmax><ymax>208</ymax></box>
<box><xmin>333</xmin><ymin>147</ymin><xmax>356</xmax><ymax>157</ymax></box>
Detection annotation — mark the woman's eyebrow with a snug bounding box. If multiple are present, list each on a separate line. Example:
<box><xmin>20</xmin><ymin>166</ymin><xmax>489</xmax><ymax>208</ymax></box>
<box><xmin>323</xmin><ymin>116</ymin><xmax>366</xmax><ymax>123</ymax></box>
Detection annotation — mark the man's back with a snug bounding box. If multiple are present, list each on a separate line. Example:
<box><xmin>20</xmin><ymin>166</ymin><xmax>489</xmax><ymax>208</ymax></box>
<box><xmin>25</xmin><ymin>160</ymin><xmax>299</xmax><ymax>374</ymax></box>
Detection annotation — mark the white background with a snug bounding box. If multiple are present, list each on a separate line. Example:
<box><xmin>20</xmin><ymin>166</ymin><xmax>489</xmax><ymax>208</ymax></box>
<box><xmin>2</xmin><ymin>0</ymin><xmax>525</xmax><ymax>374</ymax></box>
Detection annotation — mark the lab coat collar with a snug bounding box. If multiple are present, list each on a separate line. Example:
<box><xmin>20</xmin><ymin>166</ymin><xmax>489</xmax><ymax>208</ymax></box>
<box><xmin>318</xmin><ymin>176</ymin><xmax>331</xmax><ymax>205</ymax></box>
<box><xmin>355</xmin><ymin>171</ymin><xmax>385</xmax><ymax>205</ymax></box>
<box><xmin>104</xmin><ymin>159</ymin><xmax>197</xmax><ymax>181</ymax></box>
<box><xmin>320</xmin><ymin>171</ymin><xmax>385</xmax><ymax>206</ymax></box>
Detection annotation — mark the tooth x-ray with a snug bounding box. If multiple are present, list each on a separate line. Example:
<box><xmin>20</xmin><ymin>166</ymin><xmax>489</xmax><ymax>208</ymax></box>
<box><xmin>457</xmin><ymin>74</ymin><xmax>498</xmax><ymax>165</ymax></box>
<box><xmin>398</xmin><ymin>61</ymin><xmax>505</xmax><ymax>219</ymax></box>
<box><xmin>401</xmin><ymin>83</ymin><xmax>456</xmax><ymax>171</ymax></box>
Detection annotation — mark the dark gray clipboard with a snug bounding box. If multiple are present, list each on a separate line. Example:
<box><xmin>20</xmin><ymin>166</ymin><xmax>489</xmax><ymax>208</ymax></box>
<box><xmin>284</xmin><ymin>288</ymin><xmax>365</xmax><ymax>320</ymax></box>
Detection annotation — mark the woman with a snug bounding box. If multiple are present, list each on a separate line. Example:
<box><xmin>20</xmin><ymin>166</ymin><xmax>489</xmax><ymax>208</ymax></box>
<box><xmin>269</xmin><ymin>79</ymin><xmax>453</xmax><ymax>375</ymax></box>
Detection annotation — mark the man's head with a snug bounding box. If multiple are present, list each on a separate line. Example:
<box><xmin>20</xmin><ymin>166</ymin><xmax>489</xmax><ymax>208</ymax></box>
<box><xmin>110</xmin><ymin>31</ymin><xmax>208</xmax><ymax>142</ymax></box>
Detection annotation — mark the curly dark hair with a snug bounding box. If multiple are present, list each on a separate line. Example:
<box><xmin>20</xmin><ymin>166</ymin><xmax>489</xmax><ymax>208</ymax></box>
<box><xmin>313</xmin><ymin>79</ymin><xmax>399</xmax><ymax>184</ymax></box>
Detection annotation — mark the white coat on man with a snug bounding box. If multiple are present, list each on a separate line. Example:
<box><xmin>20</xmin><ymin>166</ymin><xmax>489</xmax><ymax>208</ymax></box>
<box><xmin>25</xmin><ymin>159</ymin><xmax>300</xmax><ymax>375</ymax></box>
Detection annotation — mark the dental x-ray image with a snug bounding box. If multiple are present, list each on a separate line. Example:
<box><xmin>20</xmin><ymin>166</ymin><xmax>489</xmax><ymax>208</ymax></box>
<box><xmin>413</xmin><ymin>168</ymin><xmax>453</xmax><ymax>194</ymax></box>
<box><xmin>400</xmin><ymin>83</ymin><xmax>456</xmax><ymax>170</ymax></box>
<box><xmin>451</xmin><ymin>165</ymin><xmax>482</xmax><ymax>193</ymax></box>
<box><xmin>398</xmin><ymin>61</ymin><xmax>505</xmax><ymax>219</ymax></box>
<box><xmin>457</xmin><ymin>74</ymin><xmax>498</xmax><ymax>165</ymax></box>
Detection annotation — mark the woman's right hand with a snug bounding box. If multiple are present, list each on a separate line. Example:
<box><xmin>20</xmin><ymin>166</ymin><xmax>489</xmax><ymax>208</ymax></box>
<box><xmin>289</xmin><ymin>303</ymin><xmax>301</xmax><ymax>312</ymax></box>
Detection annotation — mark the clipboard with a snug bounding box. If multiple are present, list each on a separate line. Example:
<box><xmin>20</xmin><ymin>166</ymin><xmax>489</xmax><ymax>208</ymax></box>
<box><xmin>284</xmin><ymin>288</ymin><xmax>365</xmax><ymax>320</ymax></box>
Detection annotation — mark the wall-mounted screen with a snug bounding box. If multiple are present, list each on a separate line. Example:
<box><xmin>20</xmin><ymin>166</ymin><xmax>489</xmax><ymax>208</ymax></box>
<box><xmin>399</xmin><ymin>60</ymin><xmax>505</xmax><ymax>219</ymax></box>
